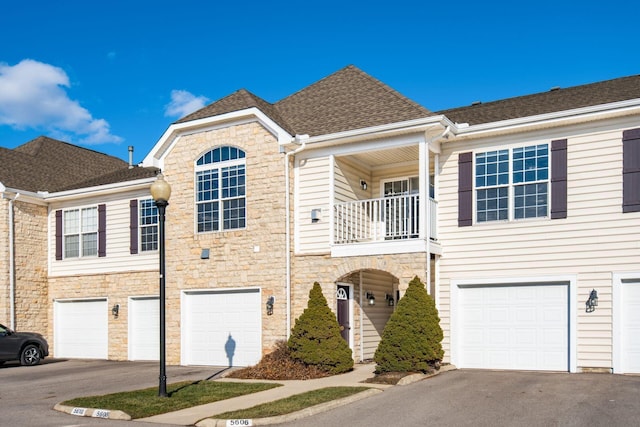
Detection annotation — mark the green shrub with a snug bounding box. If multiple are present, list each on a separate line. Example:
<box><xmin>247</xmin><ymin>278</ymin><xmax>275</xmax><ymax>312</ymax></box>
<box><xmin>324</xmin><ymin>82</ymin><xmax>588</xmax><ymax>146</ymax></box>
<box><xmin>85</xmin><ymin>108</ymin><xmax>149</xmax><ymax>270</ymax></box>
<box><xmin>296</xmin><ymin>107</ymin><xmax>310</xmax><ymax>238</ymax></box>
<box><xmin>288</xmin><ymin>282</ymin><xmax>354</xmax><ymax>374</ymax></box>
<box><xmin>373</xmin><ymin>276</ymin><xmax>444</xmax><ymax>373</ymax></box>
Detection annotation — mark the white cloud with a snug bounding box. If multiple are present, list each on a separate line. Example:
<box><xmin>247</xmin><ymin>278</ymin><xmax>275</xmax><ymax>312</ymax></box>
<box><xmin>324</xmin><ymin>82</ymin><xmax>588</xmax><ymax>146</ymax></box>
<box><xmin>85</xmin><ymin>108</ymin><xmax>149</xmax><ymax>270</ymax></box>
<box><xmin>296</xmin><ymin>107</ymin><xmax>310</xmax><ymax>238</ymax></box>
<box><xmin>0</xmin><ymin>59</ymin><xmax>122</xmax><ymax>144</ymax></box>
<box><xmin>164</xmin><ymin>89</ymin><xmax>208</xmax><ymax>118</ymax></box>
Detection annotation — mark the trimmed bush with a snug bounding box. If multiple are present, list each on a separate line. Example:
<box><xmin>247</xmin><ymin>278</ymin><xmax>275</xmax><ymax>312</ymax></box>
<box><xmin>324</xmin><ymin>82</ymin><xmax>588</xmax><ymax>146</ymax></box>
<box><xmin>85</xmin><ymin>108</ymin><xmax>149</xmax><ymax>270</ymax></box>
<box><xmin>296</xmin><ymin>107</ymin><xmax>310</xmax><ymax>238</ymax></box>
<box><xmin>288</xmin><ymin>282</ymin><xmax>354</xmax><ymax>374</ymax></box>
<box><xmin>374</xmin><ymin>276</ymin><xmax>444</xmax><ymax>373</ymax></box>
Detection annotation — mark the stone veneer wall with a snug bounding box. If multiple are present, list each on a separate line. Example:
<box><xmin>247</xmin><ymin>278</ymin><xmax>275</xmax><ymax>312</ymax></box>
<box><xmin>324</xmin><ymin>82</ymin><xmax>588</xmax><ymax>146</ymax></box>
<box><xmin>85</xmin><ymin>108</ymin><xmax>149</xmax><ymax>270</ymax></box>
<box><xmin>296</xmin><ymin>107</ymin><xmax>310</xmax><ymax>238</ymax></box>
<box><xmin>292</xmin><ymin>252</ymin><xmax>429</xmax><ymax>361</ymax></box>
<box><xmin>48</xmin><ymin>271</ymin><xmax>158</xmax><ymax>359</ymax></box>
<box><xmin>159</xmin><ymin>122</ymin><xmax>289</xmax><ymax>364</ymax></box>
<box><xmin>13</xmin><ymin>200</ymin><xmax>49</xmax><ymax>336</ymax></box>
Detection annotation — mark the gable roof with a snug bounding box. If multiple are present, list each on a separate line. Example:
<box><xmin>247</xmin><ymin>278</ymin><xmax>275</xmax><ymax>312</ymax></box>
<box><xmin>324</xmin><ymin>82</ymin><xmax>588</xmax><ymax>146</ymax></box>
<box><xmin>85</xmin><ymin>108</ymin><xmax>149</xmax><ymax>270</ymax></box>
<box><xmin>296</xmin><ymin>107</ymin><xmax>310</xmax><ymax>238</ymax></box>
<box><xmin>438</xmin><ymin>74</ymin><xmax>640</xmax><ymax>126</ymax></box>
<box><xmin>0</xmin><ymin>136</ymin><xmax>157</xmax><ymax>193</ymax></box>
<box><xmin>176</xmin><ymin>65</ymin><xmax>434</xmax><ymax>137</ymax></box>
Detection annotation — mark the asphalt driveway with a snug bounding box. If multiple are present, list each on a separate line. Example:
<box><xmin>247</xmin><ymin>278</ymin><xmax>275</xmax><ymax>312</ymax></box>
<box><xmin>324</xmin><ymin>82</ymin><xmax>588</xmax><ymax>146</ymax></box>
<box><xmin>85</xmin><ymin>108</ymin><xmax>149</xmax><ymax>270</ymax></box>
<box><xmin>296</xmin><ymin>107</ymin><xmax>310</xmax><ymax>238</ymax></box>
<box><xmin>275</xmin><ymin>369</ymin><xmax>640</xmax><ymax>427</ymax></box>
<box><xmin>0</xmin><ymin>358</ymin><xmax>223</xmax><ymax>427</ymax></box>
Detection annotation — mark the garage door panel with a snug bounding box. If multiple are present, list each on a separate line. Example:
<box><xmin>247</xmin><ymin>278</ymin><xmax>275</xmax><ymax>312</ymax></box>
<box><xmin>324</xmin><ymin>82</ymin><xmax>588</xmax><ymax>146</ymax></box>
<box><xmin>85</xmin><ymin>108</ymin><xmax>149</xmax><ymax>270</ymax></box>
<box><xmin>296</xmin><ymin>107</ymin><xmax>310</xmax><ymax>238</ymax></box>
<box><xmin>458</xmin><ymin>283</ymin><xmax>568</xmax><ymax>371</ymax></box>
<box><xmin>620</xmin><ymin>281</ymin><xmax>640</xmax><ymax>373</ymax></box>
<box><xmin>129</xmin><ymin>297</ymin><xmax>159</xmax><ymax>361</ymax></box>
<box><xmin>183</xmin><ymin>289</ymin><xmax>261</xmax><ymax>367</ymax></box>
<box><xmin>55</xmin><ymin>299</ymin><xmax>108</xmax><ymax>359</ymax></box>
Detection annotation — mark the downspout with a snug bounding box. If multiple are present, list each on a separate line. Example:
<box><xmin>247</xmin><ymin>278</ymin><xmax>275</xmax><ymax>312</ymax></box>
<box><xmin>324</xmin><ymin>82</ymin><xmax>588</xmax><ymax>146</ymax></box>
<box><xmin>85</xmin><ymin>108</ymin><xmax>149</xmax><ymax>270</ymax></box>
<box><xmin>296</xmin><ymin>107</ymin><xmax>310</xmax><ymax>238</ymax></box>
<box><xmin>8</xmin><ymin>193</ymin><xmax>19</xmax><ymax>330</ymax></box>
<box><xmin>285</xmin><ymin>135</ymin><xmax>308</xmax><ymax>338</ymax></box>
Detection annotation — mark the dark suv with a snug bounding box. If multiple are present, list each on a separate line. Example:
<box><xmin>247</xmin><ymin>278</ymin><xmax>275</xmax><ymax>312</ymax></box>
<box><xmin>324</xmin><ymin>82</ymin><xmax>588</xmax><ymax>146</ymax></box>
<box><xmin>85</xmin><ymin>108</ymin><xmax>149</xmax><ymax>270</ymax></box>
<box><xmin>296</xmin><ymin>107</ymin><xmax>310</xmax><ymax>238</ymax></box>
<box><xmin>0</xmin><ymin>323</ymin><xmax>49</xmax><ymax>366</ymax></box>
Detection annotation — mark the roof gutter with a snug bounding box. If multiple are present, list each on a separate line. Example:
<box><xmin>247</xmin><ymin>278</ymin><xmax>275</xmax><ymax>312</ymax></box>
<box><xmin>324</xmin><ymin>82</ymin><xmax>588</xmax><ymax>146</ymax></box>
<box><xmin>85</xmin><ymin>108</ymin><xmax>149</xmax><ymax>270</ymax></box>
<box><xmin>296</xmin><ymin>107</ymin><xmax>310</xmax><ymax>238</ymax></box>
<box><xmin>284</xmin><ymin>134</ymin><xmax>308</xmax><ymax>338</ymax></box>
<box><xmin>42</xmin><ymin>177</ymin><xmax>157</xmax><ymax>202</ymax></box>
<box><xmin>454</xmin><ymin>99</ymin><xmax>640</xmax><ymax>138</ymax></box>
<box><xmin>300</xmin><ymin>115</ymin><xmax>454</xmax><ymax>147</ymax></box>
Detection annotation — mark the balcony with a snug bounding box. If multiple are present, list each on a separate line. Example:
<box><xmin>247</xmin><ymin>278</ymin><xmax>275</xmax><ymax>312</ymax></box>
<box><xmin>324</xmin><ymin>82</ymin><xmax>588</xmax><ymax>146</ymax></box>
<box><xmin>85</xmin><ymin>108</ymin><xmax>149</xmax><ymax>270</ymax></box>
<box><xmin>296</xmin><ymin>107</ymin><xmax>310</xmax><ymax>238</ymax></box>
<box><xmin>332</xmin><ymin>194</ymin><xmax>438</xmax><ymax>257</ymax></box>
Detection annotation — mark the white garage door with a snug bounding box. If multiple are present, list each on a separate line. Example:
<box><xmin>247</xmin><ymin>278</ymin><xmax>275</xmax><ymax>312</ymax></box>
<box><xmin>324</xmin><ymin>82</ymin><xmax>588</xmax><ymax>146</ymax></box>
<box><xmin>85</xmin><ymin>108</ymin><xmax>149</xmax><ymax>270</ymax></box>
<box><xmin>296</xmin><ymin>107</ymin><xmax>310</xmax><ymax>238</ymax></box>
<box><xmin>182</xmin><ymin>289</ymin><xmax>261</xmax><ymax>366</ymax></box>
<box><xmin>618</xmin><ymin>279</ymin><xmax>640</xmax><ymax>373</ymax></box>
<box><xmin>54</xmin><ymin>299</ymin><xmax>108</xmax><ymax>359</ymax></box>
<box><xmin>457</xmin><ymin>283</ymin><xmax>568</xmax><ymax>371</ymax></box>
<box><xmin>129</xmin><ymin>297</ymin><xmax>159</xmax><ymax>361</ymax></box>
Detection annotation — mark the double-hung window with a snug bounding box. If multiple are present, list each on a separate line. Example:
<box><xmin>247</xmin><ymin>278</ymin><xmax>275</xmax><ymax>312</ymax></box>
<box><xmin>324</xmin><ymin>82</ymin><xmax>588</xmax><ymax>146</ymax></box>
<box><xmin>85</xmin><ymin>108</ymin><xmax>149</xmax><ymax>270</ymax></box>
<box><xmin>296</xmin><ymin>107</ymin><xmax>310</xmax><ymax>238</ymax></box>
<box><xmin>64</xmin><ymin>207</ymin><xmax>98</xmax><ymax>257</ymax></box>
<box><xmin>475</xmin><ymin>144</ymin><xmax>549</xmax><ymax>222</ymax></box>
<box><xmin>195</xmin><ymin>146</ymin><xmax>246</xmax><ymax>233</ymax></box>
<box><xmin>139</xmin><ymin>199</ymin><xmax>158</xmax><ymax>251</ymax></box>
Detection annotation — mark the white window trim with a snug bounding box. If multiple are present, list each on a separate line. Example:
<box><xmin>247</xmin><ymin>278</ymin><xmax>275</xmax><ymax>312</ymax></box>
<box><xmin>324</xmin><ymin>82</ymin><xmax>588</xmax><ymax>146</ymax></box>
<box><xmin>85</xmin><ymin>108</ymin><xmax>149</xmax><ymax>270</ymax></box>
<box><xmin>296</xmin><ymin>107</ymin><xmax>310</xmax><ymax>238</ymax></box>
<box><xmin>194</xmin><ymin>148</ymin><xmax>247</xmax><ymax>234</ymax></box>
<box><xmin>62</xmin><ymin>206</ymin><xmax>98</xmax><ymax>259</ymax></box>
<box><xmin>138</xmin><ymin>198</ymin><xmax>158</xmax><ymax>252</ymax></box>
<box><xmin>473</xmin><ymin>143</ymin><xmax>550</xmax><ymax>224</ymax></box>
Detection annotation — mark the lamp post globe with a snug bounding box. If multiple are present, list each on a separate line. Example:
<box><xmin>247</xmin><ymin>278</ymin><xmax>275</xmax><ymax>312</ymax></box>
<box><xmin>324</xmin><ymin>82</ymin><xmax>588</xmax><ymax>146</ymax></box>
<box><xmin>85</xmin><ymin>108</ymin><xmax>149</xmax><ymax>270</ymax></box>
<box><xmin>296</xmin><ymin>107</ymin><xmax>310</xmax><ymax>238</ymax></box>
<box><xmin>151</xmin><ymin>173</ymin><xmax>171</xmax><ymax>397</ymax></box>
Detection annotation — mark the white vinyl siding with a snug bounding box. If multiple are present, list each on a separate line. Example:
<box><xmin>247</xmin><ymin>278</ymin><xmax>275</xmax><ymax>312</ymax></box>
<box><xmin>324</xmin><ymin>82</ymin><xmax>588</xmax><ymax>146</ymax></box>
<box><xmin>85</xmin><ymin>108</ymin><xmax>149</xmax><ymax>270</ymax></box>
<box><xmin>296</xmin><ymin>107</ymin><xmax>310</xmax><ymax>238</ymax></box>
<box><xmin>50</xmin><ymin>191</ymin><xmax>157</xmax><ymax>276</ymax></box>
<box><xmin>360</xmin><ymin>270</ymin><xmax>395</xmax><ymax>360</ymax></box>
<box><xmin>438</xmin><ymin>120</ymin><xmax>640</xmax><ymax>370</ymax></box>
<box><xmin>296</xmin><ymin>156</ymin><xmax>331</xmax><ymax>253</ymax></box>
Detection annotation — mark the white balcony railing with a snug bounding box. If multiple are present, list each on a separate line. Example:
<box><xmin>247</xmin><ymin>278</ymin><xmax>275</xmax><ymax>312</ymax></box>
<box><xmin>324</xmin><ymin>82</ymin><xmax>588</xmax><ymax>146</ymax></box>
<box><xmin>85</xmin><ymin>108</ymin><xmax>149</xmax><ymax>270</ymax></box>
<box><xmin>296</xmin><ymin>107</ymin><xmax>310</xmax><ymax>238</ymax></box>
<box><xmin>333</xmin><ymin>195</ymin><xmax>437</xmax><ymax>245</ymax></box>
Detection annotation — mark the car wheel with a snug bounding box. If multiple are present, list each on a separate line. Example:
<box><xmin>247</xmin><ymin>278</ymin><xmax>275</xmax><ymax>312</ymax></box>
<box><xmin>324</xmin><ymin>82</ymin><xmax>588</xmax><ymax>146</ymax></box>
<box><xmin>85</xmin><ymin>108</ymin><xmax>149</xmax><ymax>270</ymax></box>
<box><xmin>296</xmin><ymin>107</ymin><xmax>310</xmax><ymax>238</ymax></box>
<box><xmin>20</xmin><ymin>344</ymin><xmax>42</xmax><ymax>366</ymax></box>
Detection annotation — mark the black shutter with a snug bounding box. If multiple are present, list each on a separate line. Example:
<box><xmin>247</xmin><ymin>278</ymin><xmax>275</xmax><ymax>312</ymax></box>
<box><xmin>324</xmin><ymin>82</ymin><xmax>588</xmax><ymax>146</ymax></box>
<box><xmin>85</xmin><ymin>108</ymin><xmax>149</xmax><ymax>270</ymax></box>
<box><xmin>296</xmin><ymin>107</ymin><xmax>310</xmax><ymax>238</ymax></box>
<box><xmin>130</xmin><ymin>199</ymin><xmax>138</xmax><ymax>254</ymax></box>
<box><xmin>458</xmin><ymin>152</ymin><xmax>473</xmax><ymax>227</ymax></box>
<box><xmin>623</xmin><ymin>128</ymin><xmax>640</xmax><ymax>213</ymax></box>
<box><xmin>550</xmin><ymin>139</ymin><xmax>568</xmax><ymax>219</ymax></box>
<box><xmin>98</xmin><ymin>204</ymin><xmax>106</xmax><ymax>257</ymax></box>
<box><xmin>55</xmin><ymin>210</ymin><xmax>63</xmax><ymax>260</ymax></box>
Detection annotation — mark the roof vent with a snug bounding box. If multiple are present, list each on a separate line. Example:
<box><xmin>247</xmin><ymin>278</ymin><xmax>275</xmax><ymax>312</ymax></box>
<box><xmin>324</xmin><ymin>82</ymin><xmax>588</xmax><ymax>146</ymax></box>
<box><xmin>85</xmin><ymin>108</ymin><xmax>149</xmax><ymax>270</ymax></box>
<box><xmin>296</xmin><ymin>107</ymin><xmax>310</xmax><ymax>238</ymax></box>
<box><xmin>550</xmin><ymin>86</ymin><xmax>561</xmax><ymax>91</ymax></box>
<box><xmin>471</xmin><ymin>101</ymin><xmax>482</xmax><ymax>106</ymax></box>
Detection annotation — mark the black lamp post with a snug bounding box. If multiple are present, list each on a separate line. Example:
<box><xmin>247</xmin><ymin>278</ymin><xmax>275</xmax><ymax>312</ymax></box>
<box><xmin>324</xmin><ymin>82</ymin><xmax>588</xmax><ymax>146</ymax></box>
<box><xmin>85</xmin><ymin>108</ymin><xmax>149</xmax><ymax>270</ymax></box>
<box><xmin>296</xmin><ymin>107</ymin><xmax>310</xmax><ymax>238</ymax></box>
<box><xmin>150</xmin><ymin>173</ymin><xmax>171</xmax><ymax>398</ymax></box>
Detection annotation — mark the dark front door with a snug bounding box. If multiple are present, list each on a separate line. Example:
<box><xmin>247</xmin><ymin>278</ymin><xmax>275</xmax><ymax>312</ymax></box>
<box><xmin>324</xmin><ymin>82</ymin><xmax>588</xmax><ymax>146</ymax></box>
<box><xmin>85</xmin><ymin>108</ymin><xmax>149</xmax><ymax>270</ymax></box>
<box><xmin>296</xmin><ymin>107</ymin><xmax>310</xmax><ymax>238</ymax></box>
<box><xmin>336</xmin><ymin>285</ymin><xmax>350</xmax><ymax>342</ymax></box>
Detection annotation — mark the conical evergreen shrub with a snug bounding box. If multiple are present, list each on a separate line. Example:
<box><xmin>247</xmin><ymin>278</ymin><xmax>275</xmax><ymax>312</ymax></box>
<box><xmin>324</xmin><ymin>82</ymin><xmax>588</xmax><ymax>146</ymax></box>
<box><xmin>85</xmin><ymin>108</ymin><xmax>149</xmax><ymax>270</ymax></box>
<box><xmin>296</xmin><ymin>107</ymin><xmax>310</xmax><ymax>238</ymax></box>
<box><xmin>288</xmin><ymin>282</ymin><xmax>354</xmax><ymax>374</ymax></box>
<box><xmin>374</xmin><ymin>276</ymin><xmax>444</xmax><ymax>373</ymax></box>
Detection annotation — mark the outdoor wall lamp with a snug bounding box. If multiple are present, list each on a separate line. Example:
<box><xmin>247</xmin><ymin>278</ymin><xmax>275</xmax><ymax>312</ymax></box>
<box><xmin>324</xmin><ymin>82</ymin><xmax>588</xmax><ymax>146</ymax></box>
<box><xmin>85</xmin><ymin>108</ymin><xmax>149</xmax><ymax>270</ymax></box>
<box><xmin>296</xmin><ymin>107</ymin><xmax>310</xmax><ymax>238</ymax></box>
<box><xmin>360</xmin><ymin>179</ymin><xmax>368</xmax><ymax>190</ymax></box>
<box><xmin>266</xmin><ymin>296</ymin><xmax>275</xmax><ymax>315</ymax></box>
<box><xmin>366</xmin><ymin>291</ymin><xmax>375</xmax><ymax>306</ymax></box>
<box><xmin>585</xmin><ymin>289</ymin><xmax>598</xmax><ymax>313</ymax></box>
<box><xmin>311</xmin><ymin>208</ymin><xmax>321</xmax><ymax>223</ymax></box>
<box><xmin>111</xmin><ymin>304</ymin><xmax>120</xmax><ymax>318</ymax></box>
<box><xmin>385</xmin><ymin>293</ymin><xmax>395</xmax><ymax>306</ymax></box>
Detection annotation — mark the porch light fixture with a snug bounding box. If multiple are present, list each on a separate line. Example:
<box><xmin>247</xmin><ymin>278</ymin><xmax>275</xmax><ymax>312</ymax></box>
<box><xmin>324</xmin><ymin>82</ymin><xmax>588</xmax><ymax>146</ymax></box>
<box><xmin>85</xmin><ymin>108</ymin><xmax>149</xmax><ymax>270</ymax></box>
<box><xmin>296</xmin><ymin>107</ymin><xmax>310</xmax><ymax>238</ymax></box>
<box><xmin>111</xmin><ymin>304</ymin><xmax>120</xmax><ymax>318</ymax></box>
<box><xmin>360</xmin><ymin>179</ymin><xmax>368</xmax><ymax>190</ymax></box>
<box><xmin>366</xmin><ymin>291</ymin><xmax>375</xmax><ymax>306</ymax></box>
<box><xmin>150</xmin><ymin>173</ymin><xmax>171</xmax><ymax>398</ymax></box>
<box><xmin>385</xmin><ymin>293</ymin><xmax>394</xmax><ymax>306</ymax></box>
<box><xmin>266</xmin><ymin>296</ymin><xmax>275</xmax><ymax>315</ymax></box>
<box><xmin>585</xmin><ymin>289</ymin><xmax>598</xmax><ymax>313</ymax></box>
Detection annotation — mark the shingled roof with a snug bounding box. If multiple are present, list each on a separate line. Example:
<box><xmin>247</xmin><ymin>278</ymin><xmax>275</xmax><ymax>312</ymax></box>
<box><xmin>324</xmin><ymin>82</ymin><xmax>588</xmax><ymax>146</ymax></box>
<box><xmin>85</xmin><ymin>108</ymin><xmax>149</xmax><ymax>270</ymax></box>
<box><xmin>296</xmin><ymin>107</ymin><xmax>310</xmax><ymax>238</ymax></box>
<box><xmin>176</xmin><ymin>65</ymin><xmax>434</xmax><ymax>136</ymax></box>
<box><xmin>438</xmin><ymin>74</ymin><xmax>640</xmax><ymax>126</ymax></box>
<box><xmin>0</xmin><ymin>136</ymin><xmax>157</xmax><ymax>193</ymax></box>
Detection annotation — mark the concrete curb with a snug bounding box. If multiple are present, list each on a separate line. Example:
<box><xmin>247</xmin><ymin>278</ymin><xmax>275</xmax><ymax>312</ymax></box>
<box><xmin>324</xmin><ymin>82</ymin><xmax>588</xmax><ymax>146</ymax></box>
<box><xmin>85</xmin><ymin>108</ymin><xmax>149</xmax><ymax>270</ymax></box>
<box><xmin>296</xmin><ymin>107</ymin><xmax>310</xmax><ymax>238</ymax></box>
<box><xmin>53</xmin><ymin>403</ymin><xmax>132</xmax><ymax>421</ymax></box>
<box><xmin>195</xmin><ymin>388</ymin><xmax>382</xmax><ymax>427</ymax></box>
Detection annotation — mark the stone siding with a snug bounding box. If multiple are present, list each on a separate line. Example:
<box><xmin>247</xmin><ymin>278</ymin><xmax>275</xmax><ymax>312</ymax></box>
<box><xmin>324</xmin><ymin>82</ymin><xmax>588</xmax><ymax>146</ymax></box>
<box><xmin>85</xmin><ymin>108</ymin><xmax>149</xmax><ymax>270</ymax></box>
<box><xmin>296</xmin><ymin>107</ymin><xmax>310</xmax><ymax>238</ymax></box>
<box><xmin>48</xmin><ymin>270</ymin><xmax>158</xmax><ymax>359</ymax></box>
<box><xmin>159</xmin><ymin>122</ymin><xmax>289</xmax><ymax>363</ymax></box>
<box><xmin>12</xmin><ymin>200</ymin><xmax>48</xmax><ymax>336</ymax></box>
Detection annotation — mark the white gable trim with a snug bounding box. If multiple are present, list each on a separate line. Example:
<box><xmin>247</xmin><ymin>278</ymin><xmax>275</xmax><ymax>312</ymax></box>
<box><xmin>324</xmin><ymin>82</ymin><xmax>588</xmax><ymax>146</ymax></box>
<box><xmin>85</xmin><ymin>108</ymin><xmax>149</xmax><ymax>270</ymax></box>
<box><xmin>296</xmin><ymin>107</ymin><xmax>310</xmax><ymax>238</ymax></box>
<box><xmin>142</xmin><ymin>107</ymin><xmax>293</xmax><ymax>168</ymax></box>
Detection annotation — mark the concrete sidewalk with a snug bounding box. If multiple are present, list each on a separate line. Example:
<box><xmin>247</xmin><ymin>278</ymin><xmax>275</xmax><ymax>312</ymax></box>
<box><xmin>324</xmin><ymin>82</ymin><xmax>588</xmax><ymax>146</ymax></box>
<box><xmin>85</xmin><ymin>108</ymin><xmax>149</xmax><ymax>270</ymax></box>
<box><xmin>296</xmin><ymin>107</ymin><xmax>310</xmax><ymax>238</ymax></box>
<box><xmin>137</xmin><ymin>363</ymin><xmax>395</xmax><ymax>426</ymax></box>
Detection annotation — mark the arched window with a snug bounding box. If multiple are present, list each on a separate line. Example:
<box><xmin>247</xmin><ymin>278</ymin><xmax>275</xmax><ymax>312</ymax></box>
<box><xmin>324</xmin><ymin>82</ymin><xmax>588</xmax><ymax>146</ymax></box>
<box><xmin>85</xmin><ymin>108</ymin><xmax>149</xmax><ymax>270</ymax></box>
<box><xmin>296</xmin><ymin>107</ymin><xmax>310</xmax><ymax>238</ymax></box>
<box><xmin>195</xmin><ymin>146</ymin><xmax>246</xmax><ymax>232</ymax></box>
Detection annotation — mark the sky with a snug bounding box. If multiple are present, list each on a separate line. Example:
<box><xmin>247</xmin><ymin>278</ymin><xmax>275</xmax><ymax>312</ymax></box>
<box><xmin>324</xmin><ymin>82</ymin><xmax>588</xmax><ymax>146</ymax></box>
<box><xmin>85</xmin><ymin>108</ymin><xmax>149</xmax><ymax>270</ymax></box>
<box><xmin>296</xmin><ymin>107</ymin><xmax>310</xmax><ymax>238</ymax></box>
<box><xmin>1</xmin><ymin>0</ymin><xmax>639</xmax><ymax>163</ymax></box>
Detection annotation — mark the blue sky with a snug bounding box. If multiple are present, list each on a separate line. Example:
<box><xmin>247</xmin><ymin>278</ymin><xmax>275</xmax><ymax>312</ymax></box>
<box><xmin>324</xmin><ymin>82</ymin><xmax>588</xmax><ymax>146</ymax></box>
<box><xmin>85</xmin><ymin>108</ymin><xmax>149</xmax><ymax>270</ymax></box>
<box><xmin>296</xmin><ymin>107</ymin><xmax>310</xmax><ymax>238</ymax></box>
<box><xmin>1</xmin><ymin>0</ymin><xmax>638</xmax><ymax>163</ymax></box>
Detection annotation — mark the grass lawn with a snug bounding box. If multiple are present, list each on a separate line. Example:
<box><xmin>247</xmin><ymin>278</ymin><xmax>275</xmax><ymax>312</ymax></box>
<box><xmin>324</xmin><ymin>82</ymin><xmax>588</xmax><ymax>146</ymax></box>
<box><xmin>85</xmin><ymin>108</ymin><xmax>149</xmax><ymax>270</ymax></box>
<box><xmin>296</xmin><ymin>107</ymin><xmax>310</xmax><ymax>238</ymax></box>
<box><xmin>212</xmin><ymin>386</ymin><xmax>371</xmax><ymax>419</ymax></box>
<box><xmin>61</xmin><ymin>380</ymin><xmax>281</xmax><ymax>419</ymax></box>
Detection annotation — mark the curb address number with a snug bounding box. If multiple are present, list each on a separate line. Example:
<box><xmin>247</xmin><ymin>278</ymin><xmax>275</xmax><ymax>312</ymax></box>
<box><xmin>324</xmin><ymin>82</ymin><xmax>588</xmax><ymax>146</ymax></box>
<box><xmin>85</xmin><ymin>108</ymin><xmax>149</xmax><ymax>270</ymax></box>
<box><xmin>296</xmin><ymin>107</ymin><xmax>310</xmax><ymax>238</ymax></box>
<box><xmin>227</xmin><ymin>420</ymin><xmax>252</xmax><ymax>426</ymax></box>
